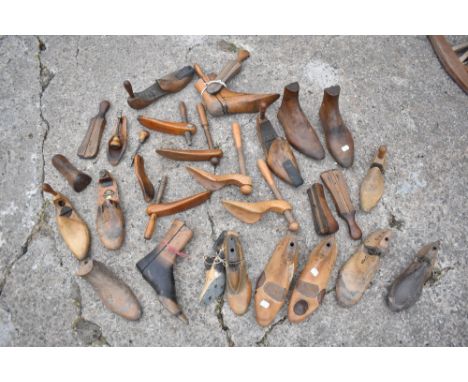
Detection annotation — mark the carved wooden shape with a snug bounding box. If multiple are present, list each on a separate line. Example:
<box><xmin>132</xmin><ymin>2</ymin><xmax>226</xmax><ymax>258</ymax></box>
<box><xmin>134</xmin><ymin>154</ymin><xmax>154</xmax><ymax>203</ymax></box>
<box><xmin>156</xmin><ymin>148</ymin><xmax>223</xmax><ymax>162</ymax></box>
<box><xmin>186</xmin><ymin>166</ymin><xmax>252</xmax><ymax>193</ymax></box>
<box><xmin>360</xmin><ymin>145</ymin><xmax>387</xmax><ymax>212</ymax></box>
<box><xmin>319</xmin><ymin>86</ymin><xmax>354</xmax><ymax>168</ymax></box>
<box><xmin>123</xmin><ymin>66</ymin><xmax>195</xmax><ymax>109</ymax></box>
<box><xmin>77</xmin><ymin>259</ymin><xmax>142</xmax><ymax>321</ymax></box>
<box><xmin>222</xmin><ymin>199</ymin><xmax>292</xmax><ymax>225</ymax></box>
<box><xmin>257</xmin><ymin>159</ymin><xmax>299</xmax><ymax>232</ymax></box>
<box><xmin>207</xmin><ymin>49</ymin><xmax>250</xmax><ymax>94</ymax></box>
<box><xmin>196</xmin><ymin>103</ymin><xmax>219</xmax><ymax>166</ymax></box>
<box><xmin>288</xmin><ymin>236</ymin><xmax>338</xmax><ymax>323</ymax></box>
<box><xmin>77</xmin><ymin>100</ymin><xmax>110</xmax><ymax>159</ymax></box>
<box><xmin>336</xmin><ymin>229</ymin><xmax>392</xmax><ymax>307</ymax></box>
<box><xmin>96</xmin><ymin>170</ymin><xmax>125</xmax><ymax>250</ymax></box>
<box><xmin>277</xmin><ymin>82</ymin><xmax>325</xmax><ymax>160</ymax></box>
<box><xmin>51</xmin><ymin>154</ymin><xmax>91</xmax><ymax>192</ymax></box>
<box><xmin>199</xmin><ymin>231</ymin><xmax>226</xmax><ymax>304</ymax></box>
<box><xmin>256</xmin><ymin>105</ymin><xmax>303</xmax><ymax>187</ymax></box>
<box><xmin>307</xmin><ymin>183</ymin><xmax>339</xmax><ymax>235</ymax></box>
<box><xmin>107</xmin><ymin>114</ymin><xmax>128</xmax><ymax>166</ymax></box>
<box><xmin>193</xmin><ymin>67</ymin><xmax>279</xmax><ymax>116</ymax></box>
<box><xmin>224</xmin><ymin>231</ymin><xmax>252</xmax><ymax>316</ymax></box>
<box><xmin>136</xmin><ymin>219</ymin><xmax>193</xmax><ymax>323</ymax></box>
<box><xmin>43</xmin><ymin>183</ymin><xmax>90</xmax><ymax>260</ymax></box>
<box><xmin>144</xmin><ymin>191</ymin><xmax>212</xmax><ymax>240</ymax></box>
<box><xmin>137</xmin><ymin>115</ymin><xmax>197</xmax><ymax>136</ymax></box>
<box><xmin>321</xmin><ymin>169</ymin><xmax>362</xmax><ymax>240</ymax></box>
<box><xmin>387</xmin><ymin>241</ymin><xmax>440</xmax><ymax>312</ymax></box>
<box><xmin>254</xmin><ymin>235</ymin><xmax>299</xmax><ymax>327</ymax></box>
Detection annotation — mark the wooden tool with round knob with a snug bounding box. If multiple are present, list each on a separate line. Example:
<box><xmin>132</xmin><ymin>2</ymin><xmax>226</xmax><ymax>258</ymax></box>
<box><xmin>231</xmin><ymin>121</ymin><xmax>252</xmax><ymax>195</ymax></box>
<box><xmin>257</xmin><ymin>158</ymin><xmax>299</xmax><ymax>232</ymax></box>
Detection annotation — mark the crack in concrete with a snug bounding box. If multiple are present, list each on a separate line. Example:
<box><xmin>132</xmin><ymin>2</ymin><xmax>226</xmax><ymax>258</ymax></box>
<box><xmin>255</xmin><ymin>315</ymin><xmax>287</xmax><ymax>346</ymax></box>
<box><xmin>215</xmin><ymin>297</ymin><xmax>235</xmax><ymax>347</ymax></box>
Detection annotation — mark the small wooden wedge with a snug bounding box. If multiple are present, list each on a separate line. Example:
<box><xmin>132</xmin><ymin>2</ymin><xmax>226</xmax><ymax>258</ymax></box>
<box><xmin>207</xmin><ymin>49</ymin><xmax>250</xmax><ymax>94</ymax></box>
<box><xmin>107</xmin><ymin>113</ymin><xmax>128</xmax><ymax>166</ymax></box>
<box><xmin>257</xmin><ymin>159</ymin><xmax>299</xmax><ymax>232</ymax></box>
<box><xmin>336</xmin><ymin>229</ymin><xmax>393</xmax><ymax>307</ymax></box>
<box><xmin>360</xmin><ymin>145</ymin><xmax>387</xmax><ymax>212</ymax></box>
<box><xmin>321</xmin><ymin>169</ymin><xmax>362</xmax><ymax>240</ymax></box>
<box><xmin>77</xmin><ymin>100</ymin><xmax>110</xmax><ymax>159</ymax></box>
<box><xmin>96</xmin><ymin>170</ymin><xmax>125</xmax><ymax>250</ymax></box>
<box><xmin>124</xmin><ymin>66</ymin><xmax>195</xmax><ymax>109</ymax></box>
<box><xmin>255</xmin><ymin>235</ymin><xmax>299</xmax><ymax>327</ymax></box>
<box><xmin>134</xmin><ymin>154</ymin><xmax>155</xmax><ymax>203</ymax></box>
<box><xmin>277</xmin><ymin>82</ymin><xmax>325</xmax><ymax>160</ymax></box>
<box><xmin>307</xmin><ymin>183</ymin><xmax>339</xmax><ymax>235</ymax></box>
<box><xmin>51</xmin><ymin>154</ymin><xmax>92</xmax><ymax>192</ymax></box>
<box><xmin>256</xmin><ymin>104</ymin><xmax>303</xmax><ymax>187</ymax></box>
<box><xmin>137</xmin><ymin>219</ymin><xmax>193</xmax><ymax>323</ymax></box>
<box><xmin>222</xmin><ymin>199</ymin><xmax>292</xmax><ymax>225</ymax></box>
<box><xmin>137</xmin><ymin>115</ymin><xmax>197</xmax><ymax>136</ymax></box>
<box><xmin>319</xmin><ymin>86</ymin><xmax>354</xmax><ymax>168</ymax></box>
<box><xmin>387</xmin><ymin>241</ymin><xmax>440</xmax><ymax>312</ymax></box>
<box><xmin>224</xmin><ymin>231</ymin><xmax>252</xmax><ymax>316</ymax></box>
<box><xmin>144</xmin><ymin>191</ymin><xmax>212</xmax><ymax>240</ymax></box>
<box><xmin>288</xmin><ymin>236</ymin><xmax>338</xmax><ymax>323</ymax></box>
<box><xmin>43</xmin><ymin>183</ymin><xmax>90</xmax><ymax>260</ymax></box>
<box><xmin>77</xmin><ymin>259</ymin><xmax>142</xmax><ymax>321</ymax></box>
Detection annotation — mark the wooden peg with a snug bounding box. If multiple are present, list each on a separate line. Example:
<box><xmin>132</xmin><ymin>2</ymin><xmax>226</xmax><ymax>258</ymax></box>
<box><xmin>231</xmin><ymin>121</ymin><xmax>252</xmax><ymax>195</ymax></box>
<box><xmin>196</xmin><ymin>103</ymin><xmax>219</xmax><ymax>166</ymax></box>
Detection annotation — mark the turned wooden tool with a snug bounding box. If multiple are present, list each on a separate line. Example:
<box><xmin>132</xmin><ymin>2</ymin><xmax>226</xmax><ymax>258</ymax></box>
<box><xmin>77</xmin><ymin>100</ymin><xmax>110</xmax><ymax>159</ymax></box>
<box><xmin>360</xmin><ymin>145</ymin><xmax>387</xmax><ymax>212</ymax></box>
<box><xmin>43</xmin><ymin>183</ymin><xmax>90</xmax><ymax>260</ymax></box>
<box><xmin>196</xmin><ymin>103</ymin><xmax>219</xmax><ymax>166</ymax></box>
<box><xmin>306</xmin><ymin>183</ymin><xmax>339</xmax><ymax>236</ymax></box>
<box><xmin>107</xmin><ymin>112</ymin><xmax>128</xmax><ymax>166</ymax></box>
<box><xmin>51</xmin><ymin>154</ymin><xmax>92</xmax><ymax>192</ymax></box>
<box><xmin>77</xmin><ymin>259</ymin><xmax>142</xmax><ymax>321</ymax></box>
<box><xmin>137</xmin><ymin>115</ymin><xmax>197</xmax><ymax>136</ymax></box>
<box><xmin>257</xmin><ymin>159</ymin><xmax>299</xmax><ymax>232</ymax></box>
<box><xmin>96</xmin><ymin>170</ymin><xmax>125</xmax><ymax>250</ymax></box>
<box><xmin>200</xmin><ymin>231</ymin><xmax>226</xmax><ymax>304</ymax></box>
<box><xmin>320</xmin><ymin>169</ymin><xmax>362</xmax><ymax>240</ymax></box>
<box><xmin>222</xmin><ymin>199</ymin><xmax>292</xmax><ymax>224</ymax></box>
<box><xmin>130</xmin><ymin>130</ymin><xmax>150</xmax><ymax>167</ymax></box>
<box><xmin>319</xmin><ymin>86</ymin><xmax>354</xmax><ymax>168</ymax></box>
<box><xmin>179</xmin><ymin>101</ymin><xmax>193</xmax><ymax>145</ymax></box>
<box><xmin>185</xmin><ymin>121</ymin><xmax>252</xmax><ymax>195</ymax></box>
<box><xmin>336</xmin><ymin>229</ymin><xmax>393</xmax><ymax>307</ymax></box>
<box><xmin>207</xmin><ymin>49</ymin><xmax>250</xmax><ymax>94</ymax></box>
<box><xmin>137</xmin><ymin>219</ymin><xmax>193</xmax><ymax>323</ymax></box>
<box><xmin>193</xmin><ymin>65</ymin><xmax>279</xmax><ymax>117</ymax></box>
<box><xmin>387</xmin><ymin>241</ymin><xmax>440</xmax><ymax>312</ymax></box>
<box><xmin>144</xmin><ymin>191</ymin><xmax>212</xmax><ymax>240</ymax></box>
<box><xmin>288</xmin><ymin>236</ymin><xmax>338</xmax><ymax>323</ymax></box>
<box><xmin>134</xmin><ymin>154</ymin><xmax>154</xmax><ymax>203</ymax></box>
<box><xmin>255</xmin><ymin>234</ymin><xmax>299</xmax><ymax>327</ymax></box>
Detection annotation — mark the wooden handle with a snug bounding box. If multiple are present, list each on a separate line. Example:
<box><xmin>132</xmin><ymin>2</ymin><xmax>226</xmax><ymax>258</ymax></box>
<box><xmin>42</xmin><ymin>183</ymin><xmax>57</xmax><ymax>196</ymax></box>
<box><xmin>196</xmin><ymin>103</ymin><xmax>218</xmax><ymax>166</ymax></box>
<box><xmin>138</xmin><ymin>130</ymin><xmax>150</xmax><ymax>143</ymax></box>
<box><xmin>237</xmin><ymin>49</ymin><xmax>250</xmax><ymax>63</ymax></box>
<box><xmin>343</xmin><ymin>212</ymin><xmax>362</xmax><ymax>240</ymax></box>
<box><xmin>99</xmin><ymin>100</ymin><xmax>110</xmax><ymax>115</ymax></box>
<box><xmin>52</xmin><ymin>154</ymin><xmax>92</xmax><ymax>193</ymax></box>
<box><xmin>196</xmin><ymin>103</ymin><xmax>208</xmax><ymax>127</ymax></box>
<box><xmin>231</xmin><ymin>121</ymin><xmax>247</xmax><ymax>174</ymax></box>
<box><xmin>144</xmin><ymin>213</ymin><xmax>157</xmax><ymax>240</ymax></box>
<box><xmin>155</xmin><ymin>175</ymin><xmax>168</xmax><ymax>203</ymax></box>
<box><xmin>193</xmin><ymin>64</ymin><xmax>209</xmax><ymax>82</ymax></box>
<box><xmin>123</xmin><ymin>81</ymin><xmax>134</xmax><ymax>97</ymax></box>
<box><xmin>179</xmin><ymin>101</ymin><xmax>188</xmax><ymax>122</ymax></box>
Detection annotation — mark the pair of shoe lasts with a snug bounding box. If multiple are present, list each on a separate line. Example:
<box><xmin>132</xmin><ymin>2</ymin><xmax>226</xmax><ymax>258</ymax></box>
<box><xmin>200</xmin><ymin>231</ymin><xmax>252</xmax><ymax>316</ymax></box>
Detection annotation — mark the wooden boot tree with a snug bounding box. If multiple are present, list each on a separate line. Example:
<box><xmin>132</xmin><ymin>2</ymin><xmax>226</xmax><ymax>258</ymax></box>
<box><xmin>193</xmin><ymin>64</ymin><xmax>279</xmax><ymax>117</ymax></box>
<box><xmin>254</xmin><ymin>234</ymin><xmax>299</xmax><ymax>327</ymax></box>
<box><xmin>123</xmin><ymin>66</ymin><xmax>195</xmax><ymax>109</ymax></box>
<box><xmin>336</xmin><ymin>229</ymin><xmax>393</xmax><ymax>307</ymax></box>
<box><xmin>222</xmin><ymin>199</ymin><xmax>292</xmax><ymax>225</ymax></box>
<box><xmin>321</xmin><ymin>169</ymin><xmax>362</xmax><ymax>240</ymax></box>
<box><xmin>136</xmin><ymin>219</ymin><xmax>193</xmax><ymax>323</ymax></box>
<box><xmin>387</xmin><ymin>241</ymin><xmax>440</xmax><ymax>312</ymax></box>
<box><xmin>96</xmin><ymin>170</ymin><xmax>125</xmax><ymax>250</ymax></box>
<box><xmin>107</xmin><ymin>112</ymin><xmax>128</xmax><ymax>166</ymax></box>
<box><xmin>77</xmin><ymin>100</ymin><xmax>110</xmax><ymax>159</ymax></box>
<box><xmin>77</xmin><ymin>259</ymin><xmax>142</xmax><ymax>321</ymax></box>
<box><xmin>257</xmin><ymin>159</ymin><xmax>299</xmax><ymax>232</ymax></box>
<box><xmin>277</xmin><ymin>82</ymin><xmax>325</xmax><ymax>160</ymax></box>
<box><xmin>43</xmin><ymin>183</ymin><xmax>90</xmax><ymax>260</ymax></box>
<box><xmin>319</xmin><ymin>86</ymin><xmax>354</xmax><ymax>168</ymax></box>
<box><xmin>288</xmin><ymin>236</ymin><xmax>338</xmax><ymax>323</ymax></box>
<box><xmin>51</xmin><ymin>154</ymin><xmax>92</xmax><ymax>192</ymax></box>
<box><xmin>256</xmin><ymin>104</ymin><xmax>303</xmax><ymax>187</ymax></box>
<box><xmin>206</xmin><ymin>49</ymin><xmax>250</xmax><ymax>94</ymax></box>
<box><xmin>186</xmin><ymin>121</ymin><xmax>253</xmax><ymax>195</ymax></box>
<box><xmin>360</xmin><ymin>145</ymin><xmax>387</xmax><ymax>212</ymax></box>
<box><xmin>133</xmin><ymin>154</ymin><xmax>155</xmax><ymax>202</ymax></box>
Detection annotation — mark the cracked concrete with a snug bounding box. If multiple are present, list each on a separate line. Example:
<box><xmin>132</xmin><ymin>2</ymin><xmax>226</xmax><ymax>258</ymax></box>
<box><xmin>0</xmin><ymin>36</ymin><xmax>467</xmax><ymax>346</ymax></box>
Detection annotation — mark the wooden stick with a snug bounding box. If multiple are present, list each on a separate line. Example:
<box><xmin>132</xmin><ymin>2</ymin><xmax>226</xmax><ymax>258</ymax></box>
<box><xmin>257</xmin><ymin>159</ymin><xmax>299</xmax><ymax>232</ymax></box>
<box><xmin>231</xmin><ymin>121</ymin><xmax>252</xmax><ymax>195</ymax></box>
<box><xmin>144</xmin><ymin>176</ymin><xmax>168</xmax><ymax>240</ymax></box>
<box><xmin>179</xmin><ymin>101</ymin><xmax>192</xmax><ymax>146</ymax></box>
<box><xmin>196</xmin><ymin>103</ymin><xmax>219</xmax><ymax>166</ymax></box>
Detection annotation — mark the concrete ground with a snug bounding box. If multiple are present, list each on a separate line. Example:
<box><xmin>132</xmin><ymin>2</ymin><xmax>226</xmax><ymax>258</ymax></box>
<box><xmin>0</xmin><ymin>35</ymin><xmax>466</xmax><ymax>346</ymax></box>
